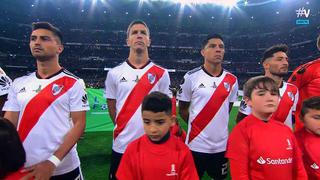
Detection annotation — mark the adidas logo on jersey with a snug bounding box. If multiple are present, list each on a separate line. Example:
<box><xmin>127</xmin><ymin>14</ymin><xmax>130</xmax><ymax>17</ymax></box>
<box><xmin>82</xmin><ymin>94</ymin><xmax>88</xmax><ymax>103</ymax></box>
<box><xmin>310</xmin><ymin>163</ymin><xmax>319</xmax><ymax>170</ymax></box>
<box><xmin>0</xmin><ymin>76</ymin><xmax>11</xmax><ymax>87</ymax></box>
<box><xmin>52</xmin><ymin>84</ymin><xmax>64</xmax><ymax>96</ymax></box>
<box><xmin>198</xmin><ymin>83</ymin><xmax>205</xmax><ymax>88</ymax></box>
<box><xmin>256</xmin><ymin>156</ymin><xmax>292</xmax><ymax>165</ymax></box>
<box><xmin>120</xmin><ymin>77</ymin><xmax>127</xmax><ymax>82</ymax></box>
<box><xmin>166</xmin><ymin>164</ymin><xmax>178</xmax><ymax>177</ymax></box>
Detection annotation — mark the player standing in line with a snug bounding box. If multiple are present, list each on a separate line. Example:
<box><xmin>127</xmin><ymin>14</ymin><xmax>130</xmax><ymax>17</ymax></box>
<box><xmin>226</xmin><ymin>76</ymin><xmax>307</xmax><ymax>180</ymax></box>
<box><xmin>3</xmin><ymin>22</ymin><xmax>89</xmax><ymax>179</ymax></box>
<box><xmin>178</xmin><ymin>34</ymin><xmax>238</xmax><ymax>179</ymax></box>
<box><xmin>288</xmin><ymin>35</ymin><xmax>320</xmax><ymax>131</ymax></box>
<box><xmin>105</xmin><ymin>20</ymin><xmax>171</xmax><ymax>180</ymax></box>
<box><xmin>236</xmin><ymin>44</ymin><xmax>298</xmax><ymax>130</ymax></box>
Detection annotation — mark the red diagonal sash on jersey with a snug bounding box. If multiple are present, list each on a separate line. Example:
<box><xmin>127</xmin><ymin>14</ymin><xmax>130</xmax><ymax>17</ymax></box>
<box><xmin>114</xmin><ymin>65</ymin><xmax>165</xmax><ymax>140</ymax></box>
<box><xmin>18</xmin><ymin>77</ymin><xmax>77</xmax><ymax>142</ymax></box>
<box><xmin>271</xmin><ymin>84</ymin><xmax>297</xmax><ymax>123</ymax></box>
<box><xmin>188</xmin><ymin>74</ymin><xmax>236</xmax><ymax>144</ymax></box>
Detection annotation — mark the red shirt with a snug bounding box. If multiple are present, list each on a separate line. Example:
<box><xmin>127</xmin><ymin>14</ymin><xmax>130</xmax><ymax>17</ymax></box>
<box><xmin>226</xmin><ymin>115</ymin><xmax>307</xmax><ymax>180</ymax></box>
<box><xmin>116</xmin><ymin>134</ymin><xmax>198</xmax><ymax>180</ymax></box>
<box><xmin>295</xmin><ymin>128</ymin><xmax>320</xmax><ymax>180</ymax></box>
<box><xmin>288</xmin><ymin>59</ymin><xmax>320</xmax><ymax>130</ymax></box>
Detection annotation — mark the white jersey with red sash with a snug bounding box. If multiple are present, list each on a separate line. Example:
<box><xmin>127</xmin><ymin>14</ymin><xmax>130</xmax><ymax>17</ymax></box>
<box><xmin>178</xmin><ymin>67</ymin><xmax>238</xmax><ymax>153</ymax></box>
<box><xmin>105</xmin><ymin>60</ymin><xmax>171</xmax><ymax>153</ymax></box>
<box><xmin>239</xmin><ymin>82</ymin><xmax>298</xmax><ymax>129</ymax></box>
<box><xmin>3</xmin><ymin>69</ymin><xmax>90</xmax><ymax>176</ymax></box>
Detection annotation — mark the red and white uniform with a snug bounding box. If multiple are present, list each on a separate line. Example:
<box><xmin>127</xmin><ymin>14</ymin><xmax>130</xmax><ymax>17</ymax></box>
<box><xmin>3</xmin><ymin>69</ymin><xmax>90</xmax><ymax>176</ymax></box>
<box><xmin>116</xmin><ymin>134</ymin><xmax>199</xmax><ymax>180</ymax></box>
<box><xmin>295</xmin><ymin>128</ymin><xmax>320</xmax><ymax>180</ymax></box>
<box><xmin>226</xmin><ymin>114</ymin><xmax>307</xmax><ymax>180</ymax></box>
<box><xmin>289</xmin><ymin>59</ymin><xmax>320</xmax><ymax>130</ymax></box>
<box><xmin>0</xmin><ymin>67</ymin><xmax>12</xmax><ymax>96</ymax></box>
<box><xmin>105</xmin><ymin>60</ymin><xmax>171</xmax><ymax>153</ymax></box>
<box><xmin>239</xmin><ymin>81</ymin><xmax>298</xmax><ymax>129</ymax></box>
<box><xmin>178</xmin><ymin>66</ymin><xmax>238</xmax><ymax>153</ymax></box>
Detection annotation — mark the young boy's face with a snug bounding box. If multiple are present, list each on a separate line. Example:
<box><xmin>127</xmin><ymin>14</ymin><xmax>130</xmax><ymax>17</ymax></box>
<box><xmin>142</xmin><ymin>110</ymin><xmax>175</xmax><ymax>142</ymax></box>
<box><xmin>302</xmin><ymin>109</ymin><xmax>320</xmax><ymax>136</ymax></box>
<box><xmin>246</xmin><ymin>87</ymin><xmax>279</xmax><ymax>118</ymax></box>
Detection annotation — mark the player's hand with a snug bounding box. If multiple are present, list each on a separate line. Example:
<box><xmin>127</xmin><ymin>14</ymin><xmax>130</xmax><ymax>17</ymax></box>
<box><xmin>20</xmin><ymin>160</ymin><xmax>56</xmax><ymax>180</ymax></box>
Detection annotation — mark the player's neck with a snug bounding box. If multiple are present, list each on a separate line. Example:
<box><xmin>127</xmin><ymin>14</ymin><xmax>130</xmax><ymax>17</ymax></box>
<box><xmin>203</xmin><ymin>63</ymin><xmax>222</xmax><ymax>76</ymax></box>
<box><xmin>265</xmin><ymin>73</ymin><xmax>283</xmax><ymax>87</ymax></box>
<box><xmin>128</xmin><ymin>52</ymin><xmax>149</xmax><ymax>69</ymax></box>
<box><xmin>252</xmin><ymin>111</ymin><xmax>272</xmax><ymax>122</ymax></box>
<box><xmin>37</xmin><ymin>59</ymin><xmax>62</xmax><ymax>79</ymax></box>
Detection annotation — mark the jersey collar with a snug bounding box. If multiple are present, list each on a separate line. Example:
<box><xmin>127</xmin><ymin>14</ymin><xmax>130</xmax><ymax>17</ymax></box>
<box><xmin>36</xmin><ymin>68</ymin><xmax>64</xmax><ymax>79</ymax></box>
<box><xmin>126</xmin><ymin>59</ymin><xmax>151</xmax><ymax>69</ymax></box>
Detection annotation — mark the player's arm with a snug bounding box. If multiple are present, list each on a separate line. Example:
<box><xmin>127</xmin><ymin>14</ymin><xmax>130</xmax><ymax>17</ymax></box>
<box><xmin>4</xmin><ymin>111</ymin><xmax>19</xmax><ymax>127</ymax></box>
<box><xmin>179</xmin><ymin>100</ymin><xmax>190</xmax><ymax>123</ymax></box>
<box><xmin>107</xmin><ymin>98</ymin><xmax>116</xmax><ymax>124</ymax></box>
<box><xmin>23</xmin><ymin>111</ymin><xmax>86</xmax><ymax>179</ymax></box>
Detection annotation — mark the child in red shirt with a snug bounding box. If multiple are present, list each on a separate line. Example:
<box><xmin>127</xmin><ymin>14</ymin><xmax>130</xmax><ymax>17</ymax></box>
<box><xmin>295</xmin><ymin>96</ymin><xmax>320</xmax><ymax>179</ymax></box>
<box><xmin>226</xmin><ymin>76</ymin><xmax>307</xmax><ymax>180</ymax></box>
<box><xmin>116</xmin><ymin>91</ymin><xmax>198</xmax><ymax>180</ymax></box>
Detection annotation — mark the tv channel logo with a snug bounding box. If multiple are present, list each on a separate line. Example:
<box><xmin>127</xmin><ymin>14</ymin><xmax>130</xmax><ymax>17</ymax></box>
<box><xmin>296</xmin><ymin>7</ymin><xmax>310</xmax><ymax>25</ymax></box>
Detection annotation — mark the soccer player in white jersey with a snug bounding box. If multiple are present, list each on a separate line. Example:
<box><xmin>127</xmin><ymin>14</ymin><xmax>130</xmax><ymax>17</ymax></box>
<box><xmin>0</xmin><ymin>67</ymin><xmax>12</xmax><ymax>117</ymax></box>
<box><xmin>178</xmin><ymin>34</ymin><xmax>238</xmax><ymax>179</ymax></box>
<box><xmin>236</xmin><ymin>44</ymin><xmax>299</xmax><ymax>130</ymax></box>
<box><xmin>105</xmin><ymin>20</ymin><xmax>171</xmax><ymax>180</ymax></box>
<box><xmin>3</xmin><ymin>22</ymin><xmax>89</xmax><ymax>180</ymax></box>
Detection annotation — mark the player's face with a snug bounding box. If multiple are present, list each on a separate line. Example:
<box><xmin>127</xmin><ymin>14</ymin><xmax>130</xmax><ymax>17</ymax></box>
<box><xmin>201</xmin><ymin>38</ymin><xmax>225</xmax><ymax>65</ymax></box>
<box><xmin>264</xmin><ymin>52</ymin><xmax>289</xmax><ymax>77</ymax></box>
<box><xmin>29</xmin><ymin>29</ymin><xmax>63</xmax><ymax>62</ymax></box>
<box><xmin>126</xmin><ymin>24</ymin><xmax>150</xmax><ymax>53</ymax></box>
<box><xmin>302</xmin><ymin>109</ymin><xmax>320</xmax><ymax>136</ymax></box>
<box><xmin>142</xmin><ymin>110</ymin><xmax>175</xmax><ymax>142</ymax></box>
<box><xmin>247</xmin><ymin>87</ymin><xmax>279</xmax><ymax>119</ymax></box>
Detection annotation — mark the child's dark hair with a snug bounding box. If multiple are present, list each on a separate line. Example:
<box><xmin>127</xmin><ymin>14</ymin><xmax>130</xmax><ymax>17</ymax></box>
<box><xmin>142</xmin><ymin>91</ymin><xmax>172</xmax><ymax>115</ymax></box>
<box><xmin>0</xmin><ymin>118</ymin><xmax>26</xmax><ymax>179</ymax></box>
<box><xmin>300</xmin><ymin>96</ymin><xmax>320</xmax><ymax>118</ymax></box>
<box><xmin>201</xmin><ymin>34</ymin><xmax>224</xmax><ymax>49</ymax></box>
<box><xmin>31</xmin><ymin>22</ymin><xmax>63</xmax><ymax>43</ymax></box>
<box><xmin>243</xmin><ymin>76</ymin><xmax>279</xmax><ymax>99</ymax></box>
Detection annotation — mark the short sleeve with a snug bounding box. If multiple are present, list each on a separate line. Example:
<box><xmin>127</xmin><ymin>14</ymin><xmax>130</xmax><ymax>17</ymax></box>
<box><xmin>177</xmin><ymin>74</ymin><xmax>192</xmax><ymax>102</ymax></box>
<box><xmin>69</xmin><ymin>79</ymin><xmax>90</xmax><ymax>112</ymax></box>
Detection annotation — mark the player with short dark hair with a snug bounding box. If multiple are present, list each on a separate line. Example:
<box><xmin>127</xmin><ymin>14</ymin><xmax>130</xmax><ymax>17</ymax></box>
<box><xmin>3</xmin><ymin>21</ymin><xmax>89</xmax><ymax>180</ymax></box>
<box><xmin>116</xmin><ymin>92</ymin><xmax>198</xmax><ymax>180</ymax></box>
<box><xmin>226</xmin><ymin>76</ymin><xmax>307</xmax><ymax>179</ymax></box>
<box><xmin>178</xmin><ymin>33</ymin><xmax>238</xmax><ymax>179</ymax></box>
<box><xmin>105</xmin><ymin>20</ymin><xmax>171</xmax><ymax>179</ymax></box>
<box><xmin>237</xmin><ymin>44</ymin><xmax>298</xmax><ymax>130</ymax></box>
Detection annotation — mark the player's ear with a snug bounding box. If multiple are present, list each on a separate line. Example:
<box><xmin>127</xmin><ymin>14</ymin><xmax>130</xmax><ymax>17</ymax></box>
<box><xmin>170</xmin><ymin>115</ymin><xmax>176</xmax><ymax>127</ymax></box>
<box><xmin>244</xmin><ymin>96</ymin><xmax>252</xmax><ymax>107</ymax></box>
